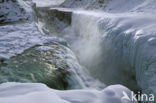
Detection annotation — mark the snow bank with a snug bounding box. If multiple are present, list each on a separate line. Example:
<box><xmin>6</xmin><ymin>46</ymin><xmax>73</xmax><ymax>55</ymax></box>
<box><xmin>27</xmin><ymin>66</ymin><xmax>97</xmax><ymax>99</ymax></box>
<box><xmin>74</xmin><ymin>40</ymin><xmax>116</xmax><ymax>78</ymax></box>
<box><xmin>0</xmin><ymin>82</ymin><xmax>134</xmax><ymax>103</ymax></box>
<box><xmin>106</xmin><ymin>16</ymin><xmax>156</xmax><ymax>95</ymax></box>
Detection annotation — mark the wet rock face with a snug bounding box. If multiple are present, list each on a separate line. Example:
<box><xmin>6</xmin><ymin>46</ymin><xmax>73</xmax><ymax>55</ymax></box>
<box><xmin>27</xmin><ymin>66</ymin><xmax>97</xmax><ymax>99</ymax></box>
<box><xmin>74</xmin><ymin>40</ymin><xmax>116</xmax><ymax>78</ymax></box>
<box><xmin>0</xmin><ymin>0</ymin><xmax>32</xmax><ymax>24</ymax></box>
<box><xmin>0</xmin><ymin>43</ymin><xmax>77</xmax><ymax>90</ymax></box>
<box><xmin>35</xmin><ymin>7</ymin><xmax>72</xmax><ymax>35</ymax></box>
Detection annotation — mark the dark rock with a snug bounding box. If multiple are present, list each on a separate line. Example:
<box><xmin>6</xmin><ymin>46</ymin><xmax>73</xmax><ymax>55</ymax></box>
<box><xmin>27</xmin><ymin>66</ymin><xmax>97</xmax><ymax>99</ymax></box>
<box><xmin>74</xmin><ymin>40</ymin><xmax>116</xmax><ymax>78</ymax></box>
<box><xmin>0</xmin><ymin>43</ymin><xmax>81</xmax><ymax>90</ymax></box>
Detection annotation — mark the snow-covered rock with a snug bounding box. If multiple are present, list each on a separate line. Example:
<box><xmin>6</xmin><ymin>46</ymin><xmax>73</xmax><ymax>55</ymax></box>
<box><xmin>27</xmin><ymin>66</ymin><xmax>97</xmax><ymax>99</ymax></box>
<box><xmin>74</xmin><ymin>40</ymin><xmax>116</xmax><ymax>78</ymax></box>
<box><xmin>60</xmin><ymin>0</ymin><xmax>107</xmax><ymax>9</ymax></box>
<box><xmin>0</xmin><ymin>42</ymin><xmax>80</xmax><ymax>89</ymax></box>
<box><xmin>0</xmin><ymin>22</ymin><xmax>66</xmax><ymax>60</ymax></box>
<box><xmin>0</xmin><ymin>0</ymin><xmax>33</xmax><ymax>23</ymax></box>
<box><xmin>0</xmin><ymin>82</ymin><xmax>135</xmax><ymax>103</ymax></box>
<box><xmin>60</xmin><ymin>0</ymin><xmax>156</xmax><ymax>14</ymax></box>
<box><xmin>100</xmin><ymin>15</ymin><xmax>156</xmax><ymax>95</ymax></box>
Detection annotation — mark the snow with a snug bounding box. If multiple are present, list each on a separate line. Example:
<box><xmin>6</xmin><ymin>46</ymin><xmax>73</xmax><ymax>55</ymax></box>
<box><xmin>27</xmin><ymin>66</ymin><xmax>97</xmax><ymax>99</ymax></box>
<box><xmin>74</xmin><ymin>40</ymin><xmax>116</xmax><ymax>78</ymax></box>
<box><xmin>32</xmin><ymin>0</ymin><xmax>65</xmax><ymax>7</ymax></box>
<box><xmin>36</xmin><ymin>46</ymin><xmax>53</xmax><ymax>51</ymax></box>
<box><xmin>60</xmin><ymin>0</ymin><xmax>156</xmax><ymax>14</ymax></box>
<box><xmin>97</xmin><ymin>14</ymin><xmax>156</xmax><ymax>95</ymax></box>
<box><xmin>0</xmin><ymin>22</ymin><xmax>67</xmax><ymax>60</ymax></box>
<box><xmin>0</xmin><ymin>82</ymin><xmax>134</xmax><ymax>103</ymax></box>
<box><xmin>0</xmin><ymin>0</ymin><xmax>33</xmax><ymax>23</ymax></box>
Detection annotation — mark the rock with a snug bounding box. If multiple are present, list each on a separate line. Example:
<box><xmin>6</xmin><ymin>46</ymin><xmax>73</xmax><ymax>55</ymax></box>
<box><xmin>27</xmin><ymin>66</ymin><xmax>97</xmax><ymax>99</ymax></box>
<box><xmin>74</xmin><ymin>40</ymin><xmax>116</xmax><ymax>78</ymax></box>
<box><xmin>35</xmin><ymin>7</ymin><xmax>72</xmax><ymax>35</ymax></box>
<box><xmin>0</xmin><ymin>43</ymin><xmax>82</xmax><ymax>90</ymax></box>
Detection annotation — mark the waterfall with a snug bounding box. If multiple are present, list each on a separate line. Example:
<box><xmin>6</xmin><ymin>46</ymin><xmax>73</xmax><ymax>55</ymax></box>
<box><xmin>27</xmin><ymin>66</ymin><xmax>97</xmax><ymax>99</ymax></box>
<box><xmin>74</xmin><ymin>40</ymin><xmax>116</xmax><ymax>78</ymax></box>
<box><xmin>71</xmin><ymin>11</ymin><xmax>102</xmax><ymax>69</ymax></box>
<box><xmin>35</xmin><ymin>8</ymin><xmax>141</xmax><ymax>91</ymax></box>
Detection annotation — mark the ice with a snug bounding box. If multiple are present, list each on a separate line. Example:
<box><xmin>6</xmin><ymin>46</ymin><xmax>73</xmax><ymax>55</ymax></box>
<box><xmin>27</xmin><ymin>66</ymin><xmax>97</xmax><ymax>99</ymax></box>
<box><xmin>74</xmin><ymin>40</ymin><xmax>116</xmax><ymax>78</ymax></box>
<box><xmin>32</xmin><ymin>0</ymin><xmax>65</xmax><ymax>7</ymax></box>
<box><xmin>0</xmin><ymin>82</ymin><xmax>134</xmax><ymax>103</ymax></box>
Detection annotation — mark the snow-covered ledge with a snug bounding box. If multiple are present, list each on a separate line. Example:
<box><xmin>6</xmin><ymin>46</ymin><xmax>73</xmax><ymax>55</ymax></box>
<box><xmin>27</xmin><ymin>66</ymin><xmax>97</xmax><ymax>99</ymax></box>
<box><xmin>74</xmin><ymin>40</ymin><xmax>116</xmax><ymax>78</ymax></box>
<box><xmin>0</xmin><ymin>82</ymin><xmax>135</xmax><ymax>103</ymax></box>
